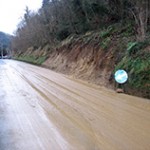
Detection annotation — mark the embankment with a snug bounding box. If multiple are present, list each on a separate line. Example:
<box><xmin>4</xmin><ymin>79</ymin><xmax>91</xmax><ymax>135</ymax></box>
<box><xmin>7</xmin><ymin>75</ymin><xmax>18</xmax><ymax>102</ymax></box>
<box><xmin>15</xmin><ymin>25</ymin><xmax>150</xmax><ymax>98</ymax></box>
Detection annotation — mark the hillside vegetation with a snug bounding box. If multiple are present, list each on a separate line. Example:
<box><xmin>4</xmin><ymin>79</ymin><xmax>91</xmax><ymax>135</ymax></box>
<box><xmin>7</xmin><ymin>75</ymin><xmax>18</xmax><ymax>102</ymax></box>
<box><xmin>0</xmin><ymin>32</ymin><xmax>11</xmax><ymax>57</ymax></box>
<box><xmin>12</xmin><ymin>0</ymin><xmax>150</xmax><ymax>98</ymax></box>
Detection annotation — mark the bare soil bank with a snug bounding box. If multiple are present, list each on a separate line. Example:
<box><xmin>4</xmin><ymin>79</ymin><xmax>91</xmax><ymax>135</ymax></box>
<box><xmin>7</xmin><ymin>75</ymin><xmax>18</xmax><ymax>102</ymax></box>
<box><xmin>15</xmin><ymin>31</ymin><xmax>150</xmax><ymax>99</ymax></box>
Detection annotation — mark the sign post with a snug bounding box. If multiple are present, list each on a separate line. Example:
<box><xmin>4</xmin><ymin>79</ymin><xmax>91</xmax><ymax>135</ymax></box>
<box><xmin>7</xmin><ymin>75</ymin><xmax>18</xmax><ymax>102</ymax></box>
<box><xmin>114</xmin><ymin>69</ymin><xmax>128</xmax><ymax>93</ymax></box>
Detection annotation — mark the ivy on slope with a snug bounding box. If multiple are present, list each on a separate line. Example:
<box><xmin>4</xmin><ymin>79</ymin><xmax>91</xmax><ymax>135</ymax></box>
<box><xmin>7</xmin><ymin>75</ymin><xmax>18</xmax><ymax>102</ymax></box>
<box><xmin>115</xmin><ymin>40</ymin><xmax>150</xmax><ymax>93</ymax></box>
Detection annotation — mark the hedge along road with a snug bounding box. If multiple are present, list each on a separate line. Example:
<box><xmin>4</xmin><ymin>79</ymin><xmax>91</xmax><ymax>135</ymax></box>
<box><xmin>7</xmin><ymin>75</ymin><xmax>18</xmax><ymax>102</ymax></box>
<box><xmin>0</xmin><ymin>59</ymin><xmax>150</xmax><ymax>150</ymax></box>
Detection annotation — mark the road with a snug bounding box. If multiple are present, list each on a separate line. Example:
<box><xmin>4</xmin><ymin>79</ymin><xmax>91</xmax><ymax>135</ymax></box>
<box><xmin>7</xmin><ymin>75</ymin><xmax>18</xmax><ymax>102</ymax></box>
<box><xmin>0</xmin><ymin>59</ymin><xmax>150</xmax><ymax>150</ymax></box>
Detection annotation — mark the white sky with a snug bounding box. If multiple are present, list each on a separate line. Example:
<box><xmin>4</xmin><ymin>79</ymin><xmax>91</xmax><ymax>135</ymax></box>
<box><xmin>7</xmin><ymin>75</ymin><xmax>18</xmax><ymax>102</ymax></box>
<box><xmin>0</xmin><ymin>0</ymin><xmax>42</xmax><ymax>35</ymax></box>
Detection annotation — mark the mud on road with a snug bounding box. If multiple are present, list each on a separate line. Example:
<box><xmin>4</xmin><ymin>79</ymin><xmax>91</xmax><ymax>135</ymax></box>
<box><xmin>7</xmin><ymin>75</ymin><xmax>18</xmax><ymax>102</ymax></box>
<box><xmin>0</xmin><ymin>59</ymin><xmax>150</xmax><ymax>150</ymax></box>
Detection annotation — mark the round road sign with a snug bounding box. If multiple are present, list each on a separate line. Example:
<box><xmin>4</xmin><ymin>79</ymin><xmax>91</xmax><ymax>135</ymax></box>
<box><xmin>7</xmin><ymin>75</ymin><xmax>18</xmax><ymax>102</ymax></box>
<box><xmin>114</xmin><ymin>70</ymin><xmax>128</xmax><ymax>84</ymax></box>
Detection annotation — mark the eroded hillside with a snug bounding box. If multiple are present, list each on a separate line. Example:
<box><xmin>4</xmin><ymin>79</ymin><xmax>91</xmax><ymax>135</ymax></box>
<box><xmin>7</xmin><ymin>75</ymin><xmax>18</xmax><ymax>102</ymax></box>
<box><xmin>15</xmin><ymin>24</ymin><xmax>150</xmax><ymax>98</ymax></box>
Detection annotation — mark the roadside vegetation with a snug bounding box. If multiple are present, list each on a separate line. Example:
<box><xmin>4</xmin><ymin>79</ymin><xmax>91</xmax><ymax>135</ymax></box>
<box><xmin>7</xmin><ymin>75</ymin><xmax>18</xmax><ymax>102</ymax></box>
<box><xmin>115</xmin><ymin>40</ymin><xmax>150</xmax><ymax>98</ymax></box>
<box><xmin>11</xmin><ymin>0</ymin><xmax>150</xmax><ymax>98</ymax></box>
<box><xmin>15</xmin><ymin>55</ymin><xmax>47</xmax><ymax>65</ymax></box>
<box><xmin>0</xmin><ymin>32</ymin><xmax>11</xmax><ymax>57</ymax></box>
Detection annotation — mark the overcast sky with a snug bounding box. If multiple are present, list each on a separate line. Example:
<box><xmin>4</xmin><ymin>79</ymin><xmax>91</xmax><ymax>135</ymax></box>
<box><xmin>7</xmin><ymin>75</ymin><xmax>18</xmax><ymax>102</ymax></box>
<box><xmin>0</xmin><ymin>0</ymin><xmax>42</xmax><ymax>35</ymax></box>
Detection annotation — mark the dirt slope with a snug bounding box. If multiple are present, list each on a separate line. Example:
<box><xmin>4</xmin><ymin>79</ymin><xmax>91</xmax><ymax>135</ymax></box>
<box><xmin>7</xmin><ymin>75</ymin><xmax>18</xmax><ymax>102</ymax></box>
<box><xmin>43</xmin><ymin>31</ymin><xmax>128</xmax><ymax>89</ymax></box>
<box><xmin>15</xmin><ymin>27</ymin><xmax>150</xmax><ymax>98</ymax></box>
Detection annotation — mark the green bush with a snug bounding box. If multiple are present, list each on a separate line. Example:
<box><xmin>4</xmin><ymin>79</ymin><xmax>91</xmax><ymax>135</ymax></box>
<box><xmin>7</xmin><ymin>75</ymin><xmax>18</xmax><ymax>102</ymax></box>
<box><xmin>101</xmin><ymin>37</ymin><xmax>111</xmax><ymax>50</ymax></box>
<box><xmin>115</xmin><ymin>46</ymin><xmax>150</xmax><ymax>89</ymax></box>
<box><xmin>100</xmin><ymin>26</ymin><xmax>114</xmax><ymax>38</ymax></box>
<box><xmin>16</xmin><ymin>55</ymin><xmax>47</xmax><ymax>65</ymax></box>
<box><xmin>127</xmin><ymin>40</ymin><xmax>149</xmax><ymax>56</ymax></box>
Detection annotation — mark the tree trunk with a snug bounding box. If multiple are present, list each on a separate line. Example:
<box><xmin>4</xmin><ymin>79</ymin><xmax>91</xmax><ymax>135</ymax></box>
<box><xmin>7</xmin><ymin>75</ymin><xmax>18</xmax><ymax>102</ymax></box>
<box><xmin>137</xmin><ymin>7</ymin><xmax>146</xmax><ymax>41</ymax></box>
<box><xmin>131</xmin><ymin>0</ymin><xmax>149</xmax><ymax>41</ymax></box>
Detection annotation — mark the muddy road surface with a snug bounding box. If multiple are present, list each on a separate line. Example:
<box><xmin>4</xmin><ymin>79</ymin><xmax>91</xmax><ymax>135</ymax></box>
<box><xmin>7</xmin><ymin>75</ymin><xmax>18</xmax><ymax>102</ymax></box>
<box><xmin>0</xmin><ymin>59</ymin><xmax>150</xmax><ymax>150</ymax></box>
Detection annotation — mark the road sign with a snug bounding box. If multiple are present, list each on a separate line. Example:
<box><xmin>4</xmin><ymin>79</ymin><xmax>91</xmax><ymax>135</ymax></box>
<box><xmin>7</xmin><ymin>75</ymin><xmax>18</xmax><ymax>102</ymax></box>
<box><xmin>114</xmin><ymin>70</ymin><xmax>128</xmax><ymax>84</ymax></box>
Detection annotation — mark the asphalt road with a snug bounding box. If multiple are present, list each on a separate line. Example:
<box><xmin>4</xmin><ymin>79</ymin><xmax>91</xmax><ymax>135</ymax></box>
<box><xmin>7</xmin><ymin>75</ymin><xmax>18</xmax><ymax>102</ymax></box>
<box><xmin>0</xmin><ymin>59</ymin><xmax>150</xmax><ymax>150</ymax></box>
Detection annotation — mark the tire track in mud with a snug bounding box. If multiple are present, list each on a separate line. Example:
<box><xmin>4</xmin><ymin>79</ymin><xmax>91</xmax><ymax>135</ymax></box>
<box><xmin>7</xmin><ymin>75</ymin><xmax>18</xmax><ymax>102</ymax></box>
<box><xmin>3</xmin><ymin>60</ymin><xmax>150</xmax><ymax>150</ymax></box>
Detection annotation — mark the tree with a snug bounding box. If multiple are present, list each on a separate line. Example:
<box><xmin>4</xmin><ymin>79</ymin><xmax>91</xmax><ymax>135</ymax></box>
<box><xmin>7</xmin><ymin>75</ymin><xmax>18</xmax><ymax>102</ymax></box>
<box><xmin>12</xmin><ymin>0</ymin><xmax>150</xmax><ymax>54</ymax></box>
<box><xmin>42</xmin><ymin>0</ymin><xmax>49</xmax><ymax>8</ymax></box>
<box><xmin>130</xmin><ymin>0</ymin><xmax>149</xmax><ymax>41</ymax></box>
<box><xmin>0</xmin><ymin>32</ymin><xmax>11</xmax><ymax>57</ymax></box>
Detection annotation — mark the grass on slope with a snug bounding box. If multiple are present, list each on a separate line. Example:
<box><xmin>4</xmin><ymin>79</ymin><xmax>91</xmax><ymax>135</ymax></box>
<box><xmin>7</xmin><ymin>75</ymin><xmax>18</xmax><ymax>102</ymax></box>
<box><xmin>15</xmin><ymin>55</ymin><xmax>47</xmax><ymax>65</ymax></box>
